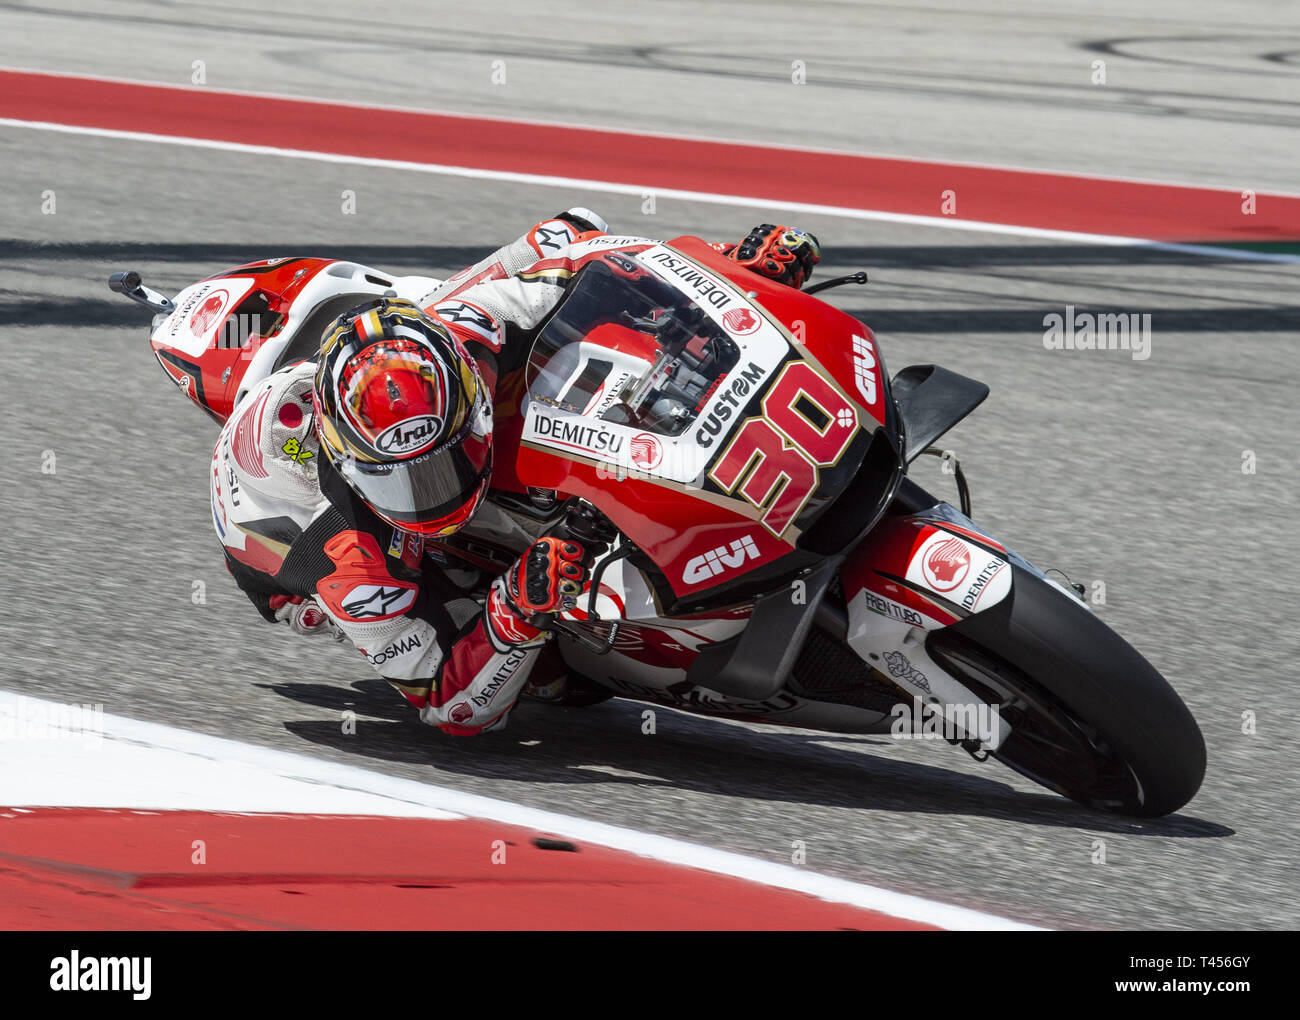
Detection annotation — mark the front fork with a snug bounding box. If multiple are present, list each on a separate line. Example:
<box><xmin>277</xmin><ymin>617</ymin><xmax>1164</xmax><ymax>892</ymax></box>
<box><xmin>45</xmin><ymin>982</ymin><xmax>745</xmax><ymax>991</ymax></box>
<box><xmin>838</xmin><ymin>500</ymin><xmax>1084</xmax><ymax>751</ymax></box>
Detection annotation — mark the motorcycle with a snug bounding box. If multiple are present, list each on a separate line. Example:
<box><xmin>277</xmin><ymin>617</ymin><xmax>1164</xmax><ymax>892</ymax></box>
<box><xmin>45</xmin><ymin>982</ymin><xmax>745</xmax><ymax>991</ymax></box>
<box><xmin>110</xmin><ymin>233</ymin><xmax>1206</xmax><ymax>817</ymax></box>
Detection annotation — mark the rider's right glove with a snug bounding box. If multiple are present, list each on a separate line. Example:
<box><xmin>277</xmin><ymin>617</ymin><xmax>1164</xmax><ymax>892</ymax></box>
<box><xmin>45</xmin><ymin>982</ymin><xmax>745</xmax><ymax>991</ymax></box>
<box><xmin>484</xmin><ymin>538</ymin><xmax>589</xmax><ymax>649</ymax></box>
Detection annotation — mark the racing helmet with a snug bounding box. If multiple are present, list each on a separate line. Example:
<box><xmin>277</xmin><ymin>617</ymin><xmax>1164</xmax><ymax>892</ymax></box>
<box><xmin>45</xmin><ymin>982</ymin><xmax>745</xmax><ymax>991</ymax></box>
<box><xmin>313</xmin><ymin>298</ymin><xmax>493</xmax><ymax>536</ymax></box>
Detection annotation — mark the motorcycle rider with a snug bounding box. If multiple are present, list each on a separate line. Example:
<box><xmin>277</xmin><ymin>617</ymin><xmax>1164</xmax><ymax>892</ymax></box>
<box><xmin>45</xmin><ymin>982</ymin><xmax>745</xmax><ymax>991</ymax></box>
<box><xmin>212</xmin><ymin>211</ymin><xmax>821</xmax><ymax>735</ymax></box>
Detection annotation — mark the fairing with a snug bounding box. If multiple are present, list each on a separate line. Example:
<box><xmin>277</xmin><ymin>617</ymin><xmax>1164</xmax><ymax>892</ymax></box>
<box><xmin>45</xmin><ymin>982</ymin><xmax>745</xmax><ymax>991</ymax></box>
<box><xmin>517</xmin><ymin>238</ymin><xmax>903</xmax><ymax>603</ymax></box>
<box><xmin>148</xmin><ymin>258</ymin><xmax>442</xmax><ymax>424</ymax></box>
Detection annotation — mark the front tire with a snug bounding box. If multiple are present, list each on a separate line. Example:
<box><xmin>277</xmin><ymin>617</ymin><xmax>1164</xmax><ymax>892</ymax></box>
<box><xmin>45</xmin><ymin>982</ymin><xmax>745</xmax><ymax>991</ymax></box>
<box><xmin>929</xmin><ymin>566</ymin><xmax>1206</xmax><ymax>817</ymax></box>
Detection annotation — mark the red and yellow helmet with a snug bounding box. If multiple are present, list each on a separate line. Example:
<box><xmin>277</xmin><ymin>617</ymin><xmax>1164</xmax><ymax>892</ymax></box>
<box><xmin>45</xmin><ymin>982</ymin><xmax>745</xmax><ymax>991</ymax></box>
<box><xmin>313</xmin><ymin>298</ymin><xmax>492</xmax><ymax>535</ymax></box>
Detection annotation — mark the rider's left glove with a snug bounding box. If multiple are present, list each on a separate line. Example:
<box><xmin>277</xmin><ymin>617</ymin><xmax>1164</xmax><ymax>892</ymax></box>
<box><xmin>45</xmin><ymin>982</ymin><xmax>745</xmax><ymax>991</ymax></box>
<box><xmin>269</xmin><ymin>594</ymin><xmax>344</xmax><ymax>640</ymax></box>
<box><xmin>725</xmin><ymin>223</ymin><xmax>821</xmax><ymax>289</ymax></box>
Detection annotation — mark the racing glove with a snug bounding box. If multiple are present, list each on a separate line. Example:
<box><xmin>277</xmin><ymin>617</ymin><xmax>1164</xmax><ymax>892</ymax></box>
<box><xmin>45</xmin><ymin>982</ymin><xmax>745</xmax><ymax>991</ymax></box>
<box><xmin>269</xmin><ymin>594</ymin><xmax>344</xmax><ymax>640</ymax></box>
<box><xmin>724</xmin><ymin>224</ymin><xmax>821</xmax><ymax>289</ymax></box>
<box><xmin>484</xmin><ymin>538</ymin><xmax>589</xmax><ymax>648</ymax></box>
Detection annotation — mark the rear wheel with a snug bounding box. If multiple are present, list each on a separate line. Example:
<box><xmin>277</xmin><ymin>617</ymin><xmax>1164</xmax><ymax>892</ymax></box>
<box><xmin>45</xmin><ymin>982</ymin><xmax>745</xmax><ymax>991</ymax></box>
<box><xmin>929</xmin><ymin>566</ymin><xmax>1205</xmax><ymax>817</ymax></box>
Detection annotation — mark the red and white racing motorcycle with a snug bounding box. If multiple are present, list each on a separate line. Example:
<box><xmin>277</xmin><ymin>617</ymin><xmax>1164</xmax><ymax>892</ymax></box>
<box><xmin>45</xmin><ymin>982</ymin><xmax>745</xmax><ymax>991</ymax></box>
<box><xmin>112</xmin><ymin>234</ymin><xmax>1205</xmax><ymax>817</ymax></box>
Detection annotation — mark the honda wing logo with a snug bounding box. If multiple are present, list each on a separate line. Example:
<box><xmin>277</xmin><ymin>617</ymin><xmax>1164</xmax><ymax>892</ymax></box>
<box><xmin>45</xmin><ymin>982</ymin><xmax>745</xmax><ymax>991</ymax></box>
<box><xmin>682</xmin><ymin>534</ymin><xmax>760</xmax><ymax>584</ymax></box>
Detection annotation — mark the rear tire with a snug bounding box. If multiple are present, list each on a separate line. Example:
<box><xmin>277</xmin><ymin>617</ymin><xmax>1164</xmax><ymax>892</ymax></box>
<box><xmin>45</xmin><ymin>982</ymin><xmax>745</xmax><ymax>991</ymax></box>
<box><xmin>930</xmin><ymin>566</ymin><xmax>1206</xmax><ymax>817</ymax></box>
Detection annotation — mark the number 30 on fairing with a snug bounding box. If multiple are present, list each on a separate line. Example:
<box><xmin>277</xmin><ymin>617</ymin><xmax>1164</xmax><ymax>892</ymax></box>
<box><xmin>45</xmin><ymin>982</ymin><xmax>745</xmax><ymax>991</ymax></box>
<box><xmin>707</xmin><ymin>361</ymin><xmax>858</xmax><ymax>538</ymax></box>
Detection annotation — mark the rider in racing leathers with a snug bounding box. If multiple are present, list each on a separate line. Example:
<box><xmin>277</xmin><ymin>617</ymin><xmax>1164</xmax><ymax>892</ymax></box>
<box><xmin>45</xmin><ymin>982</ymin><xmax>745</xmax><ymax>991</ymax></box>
<box><xmin>210</xmin><ymin>211</ymin><xmax>821</xmax><ymax>735</ymax></box>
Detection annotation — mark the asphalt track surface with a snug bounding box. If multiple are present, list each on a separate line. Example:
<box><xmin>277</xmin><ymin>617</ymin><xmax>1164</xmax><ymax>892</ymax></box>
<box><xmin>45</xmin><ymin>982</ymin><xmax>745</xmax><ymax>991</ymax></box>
<box><xmin>1</xmin><ymin>1</ymin><xmax>1299</xmax><ymax>930</ymax></box>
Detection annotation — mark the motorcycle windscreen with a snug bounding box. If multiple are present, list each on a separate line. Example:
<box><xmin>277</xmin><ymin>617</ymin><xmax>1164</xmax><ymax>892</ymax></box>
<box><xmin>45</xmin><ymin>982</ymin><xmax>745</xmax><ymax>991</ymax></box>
<box><xmin>526</xmin><ymin>258</ymin><xmax>742</xmax><ymax>438</ymax></box>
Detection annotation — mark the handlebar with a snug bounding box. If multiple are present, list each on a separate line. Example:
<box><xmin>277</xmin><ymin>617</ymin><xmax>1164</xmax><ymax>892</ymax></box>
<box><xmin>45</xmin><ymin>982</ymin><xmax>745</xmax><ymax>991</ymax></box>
<box><xmin>541</xmin><ymin>500</ymin><xmax>627</xmax><ymax>656</ymax></box>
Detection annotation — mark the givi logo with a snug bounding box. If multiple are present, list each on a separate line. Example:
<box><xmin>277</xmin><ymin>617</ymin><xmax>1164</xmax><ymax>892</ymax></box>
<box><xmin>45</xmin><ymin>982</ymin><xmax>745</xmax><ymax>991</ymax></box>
<box><xmin>682</xmin><ymin>534</ymin><xmax>760</xmax><ymax>584</ymax></box>
<box><xmin>851</xmin><ymin>334</ymin><xmax>878</xmax><ymax>406</ymax></box>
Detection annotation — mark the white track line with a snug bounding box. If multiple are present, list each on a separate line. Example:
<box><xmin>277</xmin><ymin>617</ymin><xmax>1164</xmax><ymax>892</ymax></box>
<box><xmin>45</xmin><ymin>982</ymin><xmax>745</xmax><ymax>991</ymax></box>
<box><xmin>0</xmin><ymin>690</ymin><xmax>1043</xmax><ymax>930</ymax></box>
<box><xmin>1</xmin><ymin>116</ymin><xmax>1296</xmax><ymax>266</ymax></box>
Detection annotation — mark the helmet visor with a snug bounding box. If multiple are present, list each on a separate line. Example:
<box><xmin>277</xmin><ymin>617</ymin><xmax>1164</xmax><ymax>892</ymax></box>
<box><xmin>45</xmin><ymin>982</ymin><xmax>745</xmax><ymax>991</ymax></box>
<box><xmin>335</xmin><ymin>425</ymin><xmax>491</xmax><ymax>534</ymax></box>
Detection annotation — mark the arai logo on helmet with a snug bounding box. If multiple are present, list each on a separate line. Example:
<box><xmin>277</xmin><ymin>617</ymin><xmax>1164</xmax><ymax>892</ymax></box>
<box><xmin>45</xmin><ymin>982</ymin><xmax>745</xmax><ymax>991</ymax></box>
<box><xmin>375</xmin><ymin>415</ymin><xmax>442</xmax><ymax>456</ymax></box>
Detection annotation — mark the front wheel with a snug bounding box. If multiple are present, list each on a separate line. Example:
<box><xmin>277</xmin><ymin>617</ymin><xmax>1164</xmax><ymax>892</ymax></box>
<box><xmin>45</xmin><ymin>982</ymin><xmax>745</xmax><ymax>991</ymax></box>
<box><xmin>928</xmin><ymin>566</ymin><xmax>1206</xmax><ymax>817</ymax></box>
